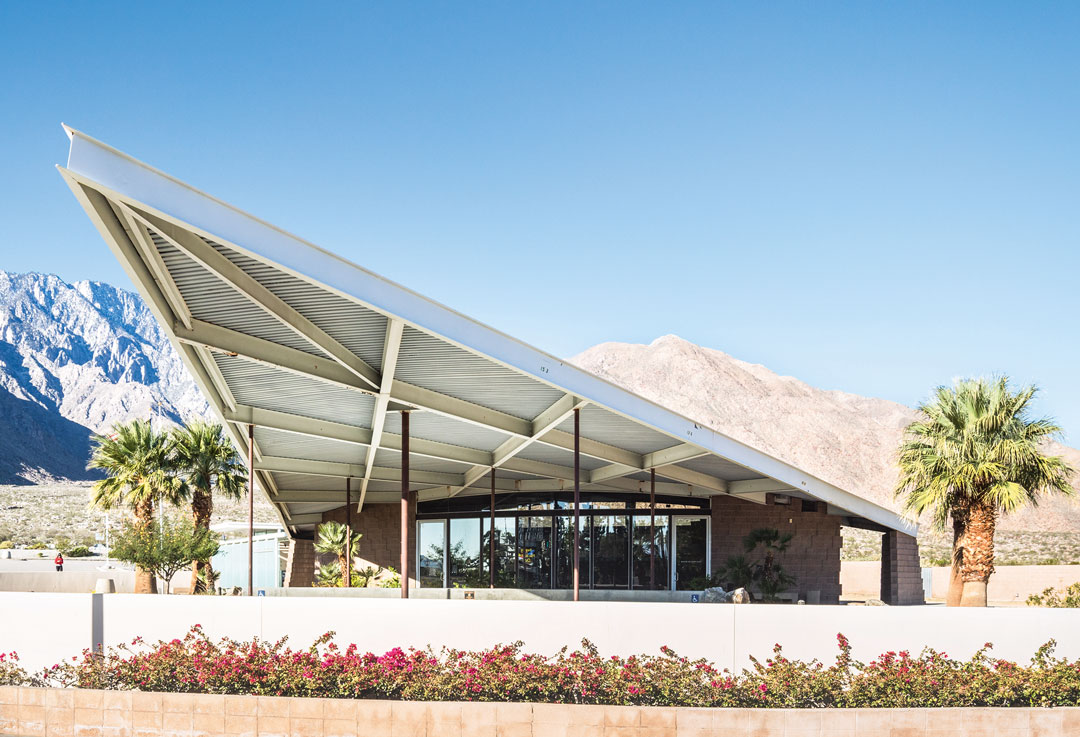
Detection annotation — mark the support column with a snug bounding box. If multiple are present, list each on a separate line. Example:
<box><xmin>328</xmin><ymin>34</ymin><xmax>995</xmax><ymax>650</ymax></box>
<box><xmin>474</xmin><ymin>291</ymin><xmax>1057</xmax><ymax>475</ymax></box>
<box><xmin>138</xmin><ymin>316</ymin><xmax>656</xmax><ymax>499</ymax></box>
<box><xmin>247</xmin><ymin>423</ymin><xmax>254</xmax><ymax>597</ymax></box>
<box><xmin>345</xmin><ymin>477</ymin><xmax>352</xmax><ymax>587</ymax></box>
<box><xmin>401</xmin><ymin>410</ymin><xmax>410</xmax><ymax>599</ymax></box>
<box><xmin>489</xmin><ymin>467</ymin><xmax>495</xmax><ymax>589</ymax></box>
<box><xmin>283</xmin><ymin>539</ymin><xmax>315</xmax><ymax>587</ymax></box>
<box><xmin>881</xmin><ymin>530</ymin><xmax>925</xmax><ymax>605</ymax></box>
<box><xmin>649</xmin><ymin>468</ymin><xmax>656</xmax><ymax>590</ymax></box>
<box><xmin>573</xmin><ymin>407</ymin><xmax>581</xmax><ymax>602</ymax></box>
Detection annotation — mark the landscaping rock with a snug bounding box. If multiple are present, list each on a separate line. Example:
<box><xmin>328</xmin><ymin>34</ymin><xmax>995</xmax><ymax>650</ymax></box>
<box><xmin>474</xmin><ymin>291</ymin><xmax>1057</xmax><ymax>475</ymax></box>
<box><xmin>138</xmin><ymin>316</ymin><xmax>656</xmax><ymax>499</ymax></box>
<box><xmin>732</xmin><ymin>587</ymin><xmax>751</xmax><ymax>603</ymax></box>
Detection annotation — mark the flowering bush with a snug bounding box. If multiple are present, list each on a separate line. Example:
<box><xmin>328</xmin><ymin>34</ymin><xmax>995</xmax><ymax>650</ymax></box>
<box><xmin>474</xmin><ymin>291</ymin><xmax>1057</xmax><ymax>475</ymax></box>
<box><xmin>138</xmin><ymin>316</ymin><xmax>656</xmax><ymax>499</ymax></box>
<box><xmin>1027</xmin><ymin>582</ymin><xmax>1080</xmax><ymax>608</ymax></box>
<box><xmin>4</xmin><ymin>628</ymin><xmax>1079</xmax><ymax>707</ymax></box>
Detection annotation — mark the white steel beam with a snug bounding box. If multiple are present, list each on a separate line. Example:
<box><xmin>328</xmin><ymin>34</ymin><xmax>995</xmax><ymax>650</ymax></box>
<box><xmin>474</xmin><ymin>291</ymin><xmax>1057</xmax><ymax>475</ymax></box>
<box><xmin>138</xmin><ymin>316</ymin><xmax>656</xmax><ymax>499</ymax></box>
<box><xmin>128</xmin><ymin>206</ymin><xmax>381</xmax><ymax>390</ymax></box>
<box><xmin>221</xmin><ymin>404</ymin><xmax>491</xmax><ymax>467</ymax></box>
<box><xmin>173</xmin><ymin>318</ymin><xmax>533</xmax><ymax>437</ymax></box>
<box><xmin>254</xmin><ymin>455</ymin><xmax>463</xmax><ymax>486</ymax></box>
<box><xmin>359</xmin><ymin>319</ymin><xmax>404</xmax><ymax>510</ymax></box>
<box><xmin>447</xmin><ymin>394</ymin><xmax>586</xmax><ymax>496</ymax></box>
<box><xmin>116</xmin><ymin>204</ymin><xmax>193</xmax><ymax>330</ymax></box>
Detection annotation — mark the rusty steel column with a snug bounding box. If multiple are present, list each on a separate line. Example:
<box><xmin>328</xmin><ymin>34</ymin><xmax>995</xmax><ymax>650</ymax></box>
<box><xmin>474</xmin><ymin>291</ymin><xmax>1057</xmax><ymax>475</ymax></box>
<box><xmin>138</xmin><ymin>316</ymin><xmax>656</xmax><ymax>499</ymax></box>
<box><xmin>247</xmin><ymin>423</ymin><xmax>254</xmax><ymax>597</ymax></box>
<box><xmin>489</xmin><ymin>467</ymin><xmax>495</xmax><ymax>588</ymax></box>
<box><xmin>573</xmin><ymin>407</ymin><xmax>581</xmax><ymax>602</ymax></box>
<box><xmin>401</xmin><ymin>410</ymin><xmax>410</xmax><ymax>599</ymax></box>
<box><xmin>650</xmin><ymin>467</ymin><xmax>656</xmax><ymax>590</ymax></box>
<box><xmin>345</xmin><ymin>477</ymin><xmax>352</xmax><ymax>588</ymax></box>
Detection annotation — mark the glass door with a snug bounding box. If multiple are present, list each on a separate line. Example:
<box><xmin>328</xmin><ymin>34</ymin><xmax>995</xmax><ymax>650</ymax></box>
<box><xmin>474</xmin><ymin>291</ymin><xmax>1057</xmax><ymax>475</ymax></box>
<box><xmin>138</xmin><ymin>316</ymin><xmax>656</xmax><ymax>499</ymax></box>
<box><xmin>555</xmin><ymin>515</ymin><xmax>590</xmax><ymax>589</ymax></box>
<box><xmin>632</xmin><ymin>515</ymin><xmax>669</xmax><ymax>589</ymax></box>
<box><xmin>591</xmin><ymin>514</ymin><xmax>629</xmax><ymax>588</ymax></box>
<box><xmin>417</xmin><ymin>520</ymin><xmax>447</xmax><ymax>587</ymax></box>
<box><xmin>673</xmin><ymin>517</ymin><xmax>708</xmax><ymax>590</ymax></box>
<box><xmin>516</xmin><ymin>516</ymin><xmax>553</xmax><ymax>588</ymax></box>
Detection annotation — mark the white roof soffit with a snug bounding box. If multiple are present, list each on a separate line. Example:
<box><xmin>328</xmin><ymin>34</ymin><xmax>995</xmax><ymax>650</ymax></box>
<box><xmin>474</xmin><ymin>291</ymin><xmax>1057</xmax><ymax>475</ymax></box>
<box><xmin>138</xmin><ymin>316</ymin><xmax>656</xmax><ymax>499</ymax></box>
<box><xmin>57</xmin><ymin>126</ymin><xmax>916</xmax><ymax>537</ymax></box>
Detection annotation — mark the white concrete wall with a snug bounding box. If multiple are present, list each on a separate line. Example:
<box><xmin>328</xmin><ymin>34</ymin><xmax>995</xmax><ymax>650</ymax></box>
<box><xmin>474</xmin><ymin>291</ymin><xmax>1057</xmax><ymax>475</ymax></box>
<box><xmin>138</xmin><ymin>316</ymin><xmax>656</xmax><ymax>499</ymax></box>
<box><xmin>3</xmin><ymin>593</ymin><xmax>1080</xmax><ymax>676</ymax></box>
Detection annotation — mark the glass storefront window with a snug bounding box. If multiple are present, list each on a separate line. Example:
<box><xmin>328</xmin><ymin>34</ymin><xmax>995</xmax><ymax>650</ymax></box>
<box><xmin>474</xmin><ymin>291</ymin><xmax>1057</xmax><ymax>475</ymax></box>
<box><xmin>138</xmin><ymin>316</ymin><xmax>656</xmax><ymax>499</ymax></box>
<box><xmin>674</xmin><ymin>517</ymin><xmax>708</xmax><ymax>590</ymax></box>
<box><xmin>631</xmin><ymin>515</ymin><xmax>669</xmax><ymax>590</ymax></box>
<box><xmin>517</xmin><ymin>516</ymin><xmax>552</xmax><ymax>588</ymax></box>
<box><xmin>418</xmin><ymin>520</ymin><xmax>446</xmax><ymax>587</ymax></box>
<box><xmin>555</xmin><ymin>515</ymin><xmax>590</xmax><ymax>588</ymax></box>
<box><xmin>448</xmin><ymin>518</ymin><xmax>483</xmax><ymax>588</ymax></box>
<box><xmin>592</xmin><ymin>515</ymin><xmax>629</xmax><ymax>589</ymax></box>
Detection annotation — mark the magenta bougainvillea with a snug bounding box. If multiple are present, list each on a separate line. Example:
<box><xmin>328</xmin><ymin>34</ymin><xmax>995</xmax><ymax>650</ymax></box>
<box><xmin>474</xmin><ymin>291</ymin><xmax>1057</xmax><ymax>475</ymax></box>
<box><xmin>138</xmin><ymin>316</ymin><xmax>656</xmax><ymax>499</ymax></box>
<box><xmin>3</xmin><ymin>628</ymin><xmax>1080</xmax><ymax>708</ymax></box>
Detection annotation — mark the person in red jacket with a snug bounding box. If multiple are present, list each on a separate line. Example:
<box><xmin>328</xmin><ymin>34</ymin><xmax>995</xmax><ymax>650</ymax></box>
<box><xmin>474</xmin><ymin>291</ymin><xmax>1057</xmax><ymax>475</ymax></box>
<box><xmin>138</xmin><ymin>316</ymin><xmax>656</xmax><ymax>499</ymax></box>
<box><xmin>54</xmin><ymin>552</ymin><xmax>64</xmax><ymax>572</ymax></box>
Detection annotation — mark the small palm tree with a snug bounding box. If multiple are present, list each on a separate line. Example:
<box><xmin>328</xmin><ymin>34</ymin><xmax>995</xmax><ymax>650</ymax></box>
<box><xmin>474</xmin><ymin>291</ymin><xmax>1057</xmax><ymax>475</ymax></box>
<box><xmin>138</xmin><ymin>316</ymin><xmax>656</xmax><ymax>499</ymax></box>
<box><xmin>171</xmin><ymin>422</ymin><xmax>246</xmax><ymax>592</ymax></box>
<box><xmin>743</xmin><ymin>528</ymin><xmax>794</xmax><ymax>600</ymax></box>
<box><xmin>314</xmin><ymin>521</ymin><xmax>362</xmax><ymax>587</ymax></box>
<box><xmin>88</xmin><ymin>419</ymin><xmax>186</xmax><ymax>594</ymax></box>
<box><xmin>896</xmin><ymin>377</ymin><xmax>1074</xmax><ymax>607</ymax></box>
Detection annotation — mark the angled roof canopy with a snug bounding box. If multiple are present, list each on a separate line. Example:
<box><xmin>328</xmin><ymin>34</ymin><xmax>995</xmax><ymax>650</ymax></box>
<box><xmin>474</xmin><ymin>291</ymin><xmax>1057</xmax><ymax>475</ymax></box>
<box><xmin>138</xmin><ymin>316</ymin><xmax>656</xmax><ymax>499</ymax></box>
<box><xmin>58</xmin><ymin>127</ymin><xmax>916</xmax><ymax>537</ymax></box>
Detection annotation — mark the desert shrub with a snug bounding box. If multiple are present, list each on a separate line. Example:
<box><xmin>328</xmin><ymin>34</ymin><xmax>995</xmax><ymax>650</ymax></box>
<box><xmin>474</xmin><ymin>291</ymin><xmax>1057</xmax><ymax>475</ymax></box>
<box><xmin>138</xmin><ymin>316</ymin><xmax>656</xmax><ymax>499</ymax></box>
<box><xmin>64</xmin><ymin>546</ymin><xmax>94</xmax><ymax>558</ymax></box>
<box><xmin>0</xmin><ymin>540</ymin><xmax>13</xmax><ymax>549</ymax></box>
<box><xmin>29</xmin><ymin>542</ymin><xmax>47</xmax><ymax>550</ymax></box>
<box><xmin>1027</xmin><ymin>583</ymin><xmax>1080</xmax><ymax>608</ymax></box>
<box><xmin>0</xmin><ymin>629</ymin><xmax>1069</xmax><ymax>707</ymax></box>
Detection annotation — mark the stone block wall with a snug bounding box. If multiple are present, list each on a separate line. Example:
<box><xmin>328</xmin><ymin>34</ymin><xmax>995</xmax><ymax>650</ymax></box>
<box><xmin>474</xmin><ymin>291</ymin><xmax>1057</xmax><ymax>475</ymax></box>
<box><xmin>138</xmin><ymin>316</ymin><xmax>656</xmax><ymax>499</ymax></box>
<box><xmin>3</xmin><ymin>686</ymin><xmax>1078</xmax><ymax>737</ymax></box>
<box><xmin>282</xmin><ymin>540</ymin><xmax>314</xmax><ymax>588</ymax></box>
<box><xmin>881</xmin><ymin>530</ymin><xmax>925</xmax><ymax>605</ymax></box>
<box><xmin>321</xmin><ymin>497</ymin><xmax>417</xmax><ymax>588</ymax></box>
<box><xmin>710</xmin><ymin>495</ymin><xmax>843</xmax><ymax>603</ymax></box>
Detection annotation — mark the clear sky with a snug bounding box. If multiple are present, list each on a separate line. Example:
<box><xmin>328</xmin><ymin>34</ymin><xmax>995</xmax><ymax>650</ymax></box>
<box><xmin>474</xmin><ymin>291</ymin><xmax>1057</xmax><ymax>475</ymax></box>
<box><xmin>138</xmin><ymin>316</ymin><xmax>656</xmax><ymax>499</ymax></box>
<box><xmin>1</xmin><ymin>3</ymin><xmax>1077</xmax><ymax>438</ymax></box>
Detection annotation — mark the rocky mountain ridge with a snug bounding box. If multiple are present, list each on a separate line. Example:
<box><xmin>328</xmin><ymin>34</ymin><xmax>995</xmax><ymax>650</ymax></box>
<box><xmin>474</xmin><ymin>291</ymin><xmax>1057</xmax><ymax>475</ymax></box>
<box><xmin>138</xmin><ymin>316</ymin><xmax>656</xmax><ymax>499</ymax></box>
<box><xmin>572</xmin><ymin>335</ymin><xmax>1080</xmax><ymax>533</ymax></box>
<box><xmin>0</xmin><ymin>271</ymin><xmax>207</xmax><ymax>483</ymax></box>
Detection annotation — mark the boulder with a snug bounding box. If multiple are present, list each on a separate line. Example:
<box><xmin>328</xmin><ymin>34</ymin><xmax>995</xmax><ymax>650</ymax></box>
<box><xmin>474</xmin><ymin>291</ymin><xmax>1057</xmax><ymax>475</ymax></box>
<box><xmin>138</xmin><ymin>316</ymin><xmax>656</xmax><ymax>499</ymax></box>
<box><xmin>702</xmin><ymin>586</ymin><xmax>733</xmax><ymax>603</ymax></box>
<box><xmin>732</xmin><ymin>587</ymin><xmax>751</xmax><ymax>604</ymax></box>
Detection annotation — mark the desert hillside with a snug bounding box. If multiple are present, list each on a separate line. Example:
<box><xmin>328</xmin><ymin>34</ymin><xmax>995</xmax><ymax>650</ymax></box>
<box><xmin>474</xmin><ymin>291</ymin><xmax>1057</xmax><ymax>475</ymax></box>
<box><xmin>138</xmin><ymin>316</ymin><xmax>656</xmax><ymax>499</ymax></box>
<box><xmin>572</xmin><ymin>335</ymin><xmax>1080</xmax><ymax>533</ymax></box>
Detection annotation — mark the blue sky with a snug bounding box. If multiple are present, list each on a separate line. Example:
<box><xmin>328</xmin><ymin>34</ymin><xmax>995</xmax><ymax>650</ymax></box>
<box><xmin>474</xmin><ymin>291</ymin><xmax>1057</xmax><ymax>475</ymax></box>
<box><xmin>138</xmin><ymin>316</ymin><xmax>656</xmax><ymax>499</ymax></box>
<box><xmin>1</xmin><ymin>3</ymin><xmax>1077</xmax><ymax>437</ymax></box>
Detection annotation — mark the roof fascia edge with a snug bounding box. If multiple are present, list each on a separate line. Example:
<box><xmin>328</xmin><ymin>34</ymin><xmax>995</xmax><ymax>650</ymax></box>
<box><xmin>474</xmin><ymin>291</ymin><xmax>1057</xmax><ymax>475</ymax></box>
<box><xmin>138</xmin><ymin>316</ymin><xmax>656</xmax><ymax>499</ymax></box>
<box><xmin>63</xmin><ymin>129</ymin><xmax>916</xmax><ymax>536</ymax></box>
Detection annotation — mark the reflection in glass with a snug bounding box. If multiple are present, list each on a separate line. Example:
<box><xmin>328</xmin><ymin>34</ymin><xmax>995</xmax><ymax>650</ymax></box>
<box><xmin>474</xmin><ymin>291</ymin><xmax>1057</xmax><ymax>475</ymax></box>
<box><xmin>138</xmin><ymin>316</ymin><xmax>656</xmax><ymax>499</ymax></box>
<box><xmin>418</xmin><ymin>520</ymin><xmax>446</xmax><ymax>587</ymax></box>
<box><xmin>555</xmin><ymin>516</ymin><xmax>590</xmax><ymax>588</ymax></box>
<box><xmin>448</xmin><ymin>518</ymin><xmax>482</xmax><ymax>588</ymax></box>
<box><xmin>631</xmin><ymin>515</ymin><xmax>669</xmax><ymax>589</ymax></box>
<box><xmin>482</xmin><ymin>517</ymin><xmax>516</xmax><ymax>587</ymax></box>
<box><xmin>674</xmin><ymin>517</ymin><xmax>708</xmax><ymax>590</ymax></box>
<box><xmin>517</xmin><ymin>516</ymin><xmax>552</xmax><ymax>588</ymax></box>
<box><xmin>592</xmin><ymin>515</ymin><xmax>629</xmax><ymax>588</ymax></box>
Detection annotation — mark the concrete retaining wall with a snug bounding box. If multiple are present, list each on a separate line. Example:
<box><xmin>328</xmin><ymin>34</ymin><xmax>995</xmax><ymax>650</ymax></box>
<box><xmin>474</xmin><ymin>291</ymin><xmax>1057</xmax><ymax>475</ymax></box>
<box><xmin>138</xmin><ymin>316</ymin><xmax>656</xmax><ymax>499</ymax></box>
<box><xmin>4</xmin><ymin>593</ymin><xmax>1080</xmax><ymax>676</ymax></box>
<box><xmin>841</xmin><ymin>561</ymin><xmax>1080</xmax><ymax>603</ymax></box>
<box><xmin>1</xmin><ymin>686</ymin><xmax>1077</xmax><ymax>737</ymax></box>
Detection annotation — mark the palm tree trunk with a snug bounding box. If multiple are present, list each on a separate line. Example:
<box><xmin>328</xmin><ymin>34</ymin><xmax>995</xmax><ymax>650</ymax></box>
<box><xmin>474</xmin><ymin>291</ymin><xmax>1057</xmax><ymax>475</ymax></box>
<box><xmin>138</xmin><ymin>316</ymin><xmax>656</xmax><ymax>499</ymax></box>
<box><xmin>191</xmin><ymin>489</ymin><xmax>214</xmax><ymax>594</ymax></box>
<box><xmin>134</xmin><ymin>497</ymin><xmax>158</xmax><ymax>595</ymax></box>
<box><xmin>947</xmin><ymin>510</ymin><xmax>967</xmax><ymax>607</ymax></box>
<box><xmin>338</xmin><ymin>554</ymin><xmax>349</xmax><ymax>587</ymax></box>
<box><xmin>958</xmin><ymin>502</ymin><xmax>996</xmax><ymax>607</ymax></box>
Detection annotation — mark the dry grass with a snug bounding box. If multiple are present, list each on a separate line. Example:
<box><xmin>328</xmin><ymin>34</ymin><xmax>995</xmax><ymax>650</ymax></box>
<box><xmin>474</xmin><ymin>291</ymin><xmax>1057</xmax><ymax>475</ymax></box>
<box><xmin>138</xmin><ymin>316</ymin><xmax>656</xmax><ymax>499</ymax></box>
<box><xmin>0</xmin><ymin>482</ymin><xmax>278</xmax><ymax>547</ymax></box>
<box><xmin>842</xmin><ymin>527</ymin><xmax>1080</xmax><ymax>567</ymax></box>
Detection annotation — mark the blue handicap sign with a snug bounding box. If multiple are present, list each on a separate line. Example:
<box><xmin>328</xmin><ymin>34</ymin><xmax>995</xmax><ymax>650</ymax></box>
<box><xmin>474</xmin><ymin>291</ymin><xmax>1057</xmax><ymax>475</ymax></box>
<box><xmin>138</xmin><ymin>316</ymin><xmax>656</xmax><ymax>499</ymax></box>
<box><xmin>690</xmin><ymin>594</ymin><xmax>700</xmax><ymax>603</ymax></box>
<box><xmin>257</xmin><ymin>589</ymin><xmax>266</xmax><ymax>597</ymax></box>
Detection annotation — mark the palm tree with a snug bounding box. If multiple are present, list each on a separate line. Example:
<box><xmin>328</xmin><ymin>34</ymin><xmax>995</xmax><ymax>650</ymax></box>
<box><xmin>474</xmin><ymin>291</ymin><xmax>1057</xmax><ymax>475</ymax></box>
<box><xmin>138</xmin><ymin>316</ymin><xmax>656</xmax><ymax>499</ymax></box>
<box><xmin>88</xmin><ymin>419</ymin><xmax>186</xmax><ymax>594</ymax></box>
<box><xmin>171</xmin><ymin>422</ymin><xmax>246</xmax><ymax>593</ymax></box>
<box><xmin>314</xmin><ymin>521</ymin><xmax>362</xmax><ymax>586</ymax></box>
<box><xmin>896</xmin><ymin>377</ymin><xmax>1074</xmax><ymax>607</ymax></box>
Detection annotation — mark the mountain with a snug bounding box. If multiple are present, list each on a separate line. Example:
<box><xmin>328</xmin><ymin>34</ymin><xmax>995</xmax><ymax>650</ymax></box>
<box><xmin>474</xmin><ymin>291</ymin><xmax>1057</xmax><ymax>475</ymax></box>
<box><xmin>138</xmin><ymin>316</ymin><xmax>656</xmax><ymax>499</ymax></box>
<box><xmin>0</xmin><ymin>271</ymin><xmax>208</xmax><ymax>483</ymax></box>
<box><xmin>571</xmin><ymin>335</ymin><xmax>1080</xmax><ymax>533</ymax></box>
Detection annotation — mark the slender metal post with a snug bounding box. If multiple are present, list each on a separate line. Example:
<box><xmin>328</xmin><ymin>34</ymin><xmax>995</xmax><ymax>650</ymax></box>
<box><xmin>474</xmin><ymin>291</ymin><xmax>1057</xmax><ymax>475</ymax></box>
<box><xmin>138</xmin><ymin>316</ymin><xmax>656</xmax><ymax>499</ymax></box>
<box><xmin>247</xmin><ymin>424</ymin><xmax>254</xmax><ymax>597</ymax></box>
<box><xmin>401</xmin><ymin>411</ymin><xmax>410</xmax><ymax>599</ymax></box>
<box><xmin>489</xmin><ymin>467</ymin><xmax>495</xmax><ymax>588</ymax></box>
<box><xmin>650</xmin><ymin>468</ymin><xmax>656</xmax><ymax>590</ymax></box>
<box><xmin>573</xmin><ymin>407</ymin><xmax>580</xmax><ymax>602</ymax></box>
<box><xmin>345</xmin><ymin>477</ymin><xmax>352</xmax><ymax>588</ymax></box>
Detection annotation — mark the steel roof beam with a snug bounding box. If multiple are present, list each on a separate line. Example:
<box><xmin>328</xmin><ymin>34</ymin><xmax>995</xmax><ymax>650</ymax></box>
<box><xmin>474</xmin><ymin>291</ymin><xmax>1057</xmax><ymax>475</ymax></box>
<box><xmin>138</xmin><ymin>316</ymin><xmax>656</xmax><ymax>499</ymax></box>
<box><xmin>255</xmin><ymin>455</ymin><xmax>463</xmax><ymax>486</ymax></box>
<box><xmin>173</xmin><ymin>318</ymin><xmax>533</xmax><ymax>437</ymax></box>
<box><xmin>448</xmin><ymin>393</ymin><xmax>587</xmax><ymax>497</ymax></box>
<box><xmin>129</xmin><ymin>206</ymin><xmax>382</xmax><ymax>391</ymax></box>
<box><xmin>588</xmin><ymin>442</ymin><xmax>710</xmax><ymax>484</ymax></box>
<box><xmin>360</xmin><ymin>318</ymin><xmax>405</xmax><ymax>510</ymax></box>
<box><xmin>221</xmin><ymin>404</ymin><xmax>491</xmax><ymax>467</ymax></box>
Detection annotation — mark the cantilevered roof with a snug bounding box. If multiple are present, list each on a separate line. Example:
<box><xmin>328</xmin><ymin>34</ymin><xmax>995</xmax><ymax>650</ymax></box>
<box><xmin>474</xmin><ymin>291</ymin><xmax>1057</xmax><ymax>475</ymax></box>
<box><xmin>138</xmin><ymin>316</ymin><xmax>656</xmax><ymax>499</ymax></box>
<box><xmin>58</xmin><ymin>126</ymin><xmax>916</xmax><ymax>537</ymax></box>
